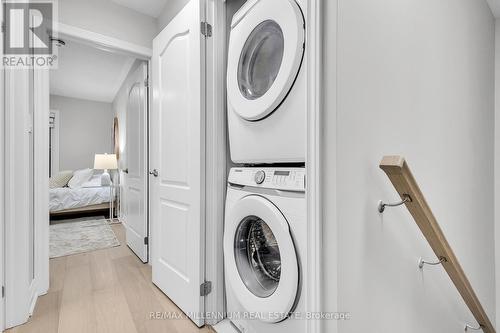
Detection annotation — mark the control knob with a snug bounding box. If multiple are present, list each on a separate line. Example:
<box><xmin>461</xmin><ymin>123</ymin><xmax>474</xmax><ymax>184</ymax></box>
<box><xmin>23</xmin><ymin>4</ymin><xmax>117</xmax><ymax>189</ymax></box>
<box><xmin>254</xmin><ymin>170</ymin><xmax>266</xmax><ymax>184</ymax></box>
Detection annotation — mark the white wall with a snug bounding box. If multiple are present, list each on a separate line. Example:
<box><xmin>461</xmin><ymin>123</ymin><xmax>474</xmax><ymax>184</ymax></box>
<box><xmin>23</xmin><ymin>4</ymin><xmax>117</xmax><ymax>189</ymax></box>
<box><xmin>157</xmin><ymin>0</ymin><xmax>189</xmax><ymax>32</ymax></box>
<box><xmin>324</xmin><ymin>1</ymin><xmax>496</xmax><ymax>332</ymax></box>
<box><xmin>57</xmin><ymin>0</ymin><xmax>158</xmax><ymax>48</ymax></box>
<box><xmin>50</xmin><ymin>95</ymin><xmax>114</xmax><ymax>171</ymax></box>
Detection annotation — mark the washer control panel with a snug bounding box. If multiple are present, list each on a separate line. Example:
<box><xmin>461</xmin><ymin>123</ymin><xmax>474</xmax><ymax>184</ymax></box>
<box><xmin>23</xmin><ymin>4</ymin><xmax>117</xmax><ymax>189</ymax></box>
<box><xmin>228</xmin><ymin>167</ymin><xmax>305</xmax><ymax>192</ymax></box>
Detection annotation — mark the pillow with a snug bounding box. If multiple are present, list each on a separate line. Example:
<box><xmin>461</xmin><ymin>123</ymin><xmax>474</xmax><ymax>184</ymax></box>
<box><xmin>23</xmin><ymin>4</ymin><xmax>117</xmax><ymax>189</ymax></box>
<box><xmin>49</xmin><ymin>170</ymin><xmax>73</xmax><ymax>189</ymax></box>
<box><xmin>68</xmin><ymin>168</ymin><xmax>94</xmax><ymax>189</ymax></box>
<box><xmin>81</xmin><ymin>175</ymin><xmax>102</xmax><ymax>188</ymax></box>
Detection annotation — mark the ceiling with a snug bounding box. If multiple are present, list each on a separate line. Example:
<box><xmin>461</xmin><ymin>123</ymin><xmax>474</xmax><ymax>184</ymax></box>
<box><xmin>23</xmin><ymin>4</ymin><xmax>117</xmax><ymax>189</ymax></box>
<box><xmin>110</xmin><ymin>0</ymin><xmax>169</xmax><ymax>18</ymax></box>
<box><xmin>110</xmin><ymin>0</ymin><xmax>500</xmax><ymax>19</ymax></box>
<box><xmin>50</xmin><ymin>39</ymin><xmax>136</xmax><ymax>103</ymax></box>
<box><xmin>487</xmin><ymin>0</ymin><xmax>500</xmax><ymax>17</ymax></box>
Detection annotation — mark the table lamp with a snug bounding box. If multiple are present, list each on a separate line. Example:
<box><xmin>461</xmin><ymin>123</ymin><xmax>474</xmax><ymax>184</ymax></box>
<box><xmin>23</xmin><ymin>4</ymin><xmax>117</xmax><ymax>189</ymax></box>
<box><xmin>94</xmin><ymin>153</ymin><xmax>118</xmax><ymax>186</ymax></box>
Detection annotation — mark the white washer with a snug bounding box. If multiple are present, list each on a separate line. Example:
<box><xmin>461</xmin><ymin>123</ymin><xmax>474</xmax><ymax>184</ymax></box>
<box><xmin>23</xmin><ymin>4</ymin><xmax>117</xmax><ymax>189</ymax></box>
<box><xmin>227</xmin><ymin>0</ymin><xmax>306</xmax><ymax>164</ymax></box>
<box><xmin>224</xmin><ymin>167</ymin><xmax>307</xmax><ymax>333</ymax></box>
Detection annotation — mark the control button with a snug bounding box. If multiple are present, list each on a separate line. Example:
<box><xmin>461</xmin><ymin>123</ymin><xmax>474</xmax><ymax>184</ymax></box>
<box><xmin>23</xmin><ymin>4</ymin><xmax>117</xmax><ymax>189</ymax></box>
<box><xmin>254</xmin><ymin>170</ymin><xmax>266</xmax><ymax>184</ymax></box>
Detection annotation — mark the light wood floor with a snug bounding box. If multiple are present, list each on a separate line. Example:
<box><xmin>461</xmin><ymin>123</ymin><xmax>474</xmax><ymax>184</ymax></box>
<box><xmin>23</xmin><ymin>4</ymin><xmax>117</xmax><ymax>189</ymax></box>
<box><xmin>6</xmin><ymin>224</ymin><xmax>212</xmax><ymax>333</ymax></box>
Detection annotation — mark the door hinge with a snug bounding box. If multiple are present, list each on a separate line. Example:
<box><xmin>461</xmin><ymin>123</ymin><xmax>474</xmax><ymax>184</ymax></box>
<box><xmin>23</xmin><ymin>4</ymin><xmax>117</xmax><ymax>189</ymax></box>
<box><xmin>200</xmin><ymin>21</ymin><xmax>212</xmax><ymax>37</ymax></box>
<box><xmin>144</xmin><ymin>237</ymin><xmax>149</xmax><ymax>245</ymax></box>
<box><xmin>144</xmin><ymin>76</ymin><xmax>149</xmax><ymax>88</ymax></box>
<box><xmin>200</xmin><ymin>281</ymin><xmax>212</xmax><ymax>296</ymax></box>
<box><xmin>2</xmin><ymin>286</ymin><xmax>5</xmax><ymax>298</ymax></box>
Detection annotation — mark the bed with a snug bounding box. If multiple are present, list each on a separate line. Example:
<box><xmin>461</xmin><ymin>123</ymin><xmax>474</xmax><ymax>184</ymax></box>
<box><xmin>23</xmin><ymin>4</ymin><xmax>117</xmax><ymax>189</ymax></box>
<box><xmin>49</xmin><ymin>174</ymin><xmax>115</xmax><ymax>218</ymax></box>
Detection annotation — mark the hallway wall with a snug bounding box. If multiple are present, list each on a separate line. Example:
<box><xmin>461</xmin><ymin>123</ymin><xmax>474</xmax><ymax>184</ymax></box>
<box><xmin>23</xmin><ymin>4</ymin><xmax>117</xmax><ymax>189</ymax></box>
<box><xmin>157</xmin><ymin>0</ymin><xmax>189</xmax><ymax>32</ymax></box>
<box><xmin>323</xmin><ymin>0</ymin><xmax>496</xmax><ymax>332</ymax></box>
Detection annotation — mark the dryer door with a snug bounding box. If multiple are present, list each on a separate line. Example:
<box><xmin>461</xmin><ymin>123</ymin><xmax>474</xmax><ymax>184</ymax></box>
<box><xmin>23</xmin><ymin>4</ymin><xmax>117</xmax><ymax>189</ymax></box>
<box><xmin>227</xmin><ymin>0</ymin><xmax>305</xmax><ymax>121</ymax></box>
<box><xmin>224</xmin><ymin>195</ymin><xmax>299</xmax><ymax>323</ymax></box>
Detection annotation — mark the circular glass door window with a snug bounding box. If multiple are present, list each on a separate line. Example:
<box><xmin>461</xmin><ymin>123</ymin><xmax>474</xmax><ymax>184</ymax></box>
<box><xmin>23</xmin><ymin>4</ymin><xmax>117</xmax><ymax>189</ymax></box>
<box><xmin>237</xmin><ymin>20</ymin><xmax>284</xmax><ymax>100</ymax></box>
<box><xmin>234</xmin><ymin>216</ymin><xmax>281</xmax><ymax>298</ymax></box>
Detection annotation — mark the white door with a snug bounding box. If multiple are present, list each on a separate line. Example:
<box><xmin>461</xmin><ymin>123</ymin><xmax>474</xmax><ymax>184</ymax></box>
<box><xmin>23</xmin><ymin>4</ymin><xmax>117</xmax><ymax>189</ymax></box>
<box><xmin>124</xmin><ymin>63</ymin><xmax>149</xmax><ymax>262</ymax></box>
<box><xmin>151</xmin><ymin>0</ymin><xmax>206</xmax><ymax>327</ymax></box>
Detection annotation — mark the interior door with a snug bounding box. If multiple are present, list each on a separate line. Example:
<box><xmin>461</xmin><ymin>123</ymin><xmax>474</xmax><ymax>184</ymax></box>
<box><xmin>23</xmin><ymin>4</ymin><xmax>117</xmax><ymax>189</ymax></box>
<box><xmin>124</xmin><ymin>62</ymin><xmax>149</xmax><ymax>263</ymax></box>
<box><xmin>151</xmin><ymin>0</ymin><xmax>206</xmax><ymax>326</ymax></box>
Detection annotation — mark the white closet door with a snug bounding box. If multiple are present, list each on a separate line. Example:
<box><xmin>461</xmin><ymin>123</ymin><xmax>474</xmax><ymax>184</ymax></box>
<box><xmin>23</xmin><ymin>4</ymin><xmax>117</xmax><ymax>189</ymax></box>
<box><xmin>124</xmin><ymin>62</ymin><xmax>149</xmax><ymax>263</ymax></box>
<box><xmin>150</xmin><ymin>0</ymin><xmax>206</xmax><ymax>327</ymax></box>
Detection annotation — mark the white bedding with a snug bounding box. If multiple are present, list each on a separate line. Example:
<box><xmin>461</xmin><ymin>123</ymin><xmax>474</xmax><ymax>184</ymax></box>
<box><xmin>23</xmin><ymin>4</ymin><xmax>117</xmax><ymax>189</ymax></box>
<box><xmin>49</xmin><ymin>186</ymin><xmax>111</xmax><ymax>212</ymax></box>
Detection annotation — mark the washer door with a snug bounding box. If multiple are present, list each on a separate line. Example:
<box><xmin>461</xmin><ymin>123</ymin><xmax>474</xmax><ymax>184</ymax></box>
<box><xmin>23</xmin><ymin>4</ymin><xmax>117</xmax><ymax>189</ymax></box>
<box><xmin>227</xmin><ymin>0</ymin><xmax>305</xmax><ymax>121</ymax></box>
<box><xmin>224</xmin><ymin>195</ymin><xmax>299</xmax><ymax>323</ymax></box>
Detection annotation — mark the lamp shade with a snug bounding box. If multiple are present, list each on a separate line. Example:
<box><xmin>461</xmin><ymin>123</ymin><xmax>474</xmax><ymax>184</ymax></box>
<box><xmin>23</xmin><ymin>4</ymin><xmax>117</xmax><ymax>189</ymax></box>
<box><xmin>94</xmin><ymin>154</ymin><xmax>118</xmax><ymax>170</ymax></box>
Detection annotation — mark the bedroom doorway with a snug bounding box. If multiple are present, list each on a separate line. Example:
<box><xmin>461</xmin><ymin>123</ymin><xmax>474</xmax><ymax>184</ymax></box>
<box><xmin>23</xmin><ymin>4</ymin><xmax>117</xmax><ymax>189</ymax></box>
<box><xmin>47</xmin><ymin>32</ymin><xmax>151</xmax><ymax>263</ymax></box>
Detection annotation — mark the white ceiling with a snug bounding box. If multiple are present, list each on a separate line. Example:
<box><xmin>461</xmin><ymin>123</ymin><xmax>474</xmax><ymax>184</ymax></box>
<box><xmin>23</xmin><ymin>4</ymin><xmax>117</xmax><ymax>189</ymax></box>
<box><xmin>110</xmin><ymin>0</ymin><xmax>169</xmax><ymax>18</ymax></box>
<box><xmin>487</xmin><ymin>0</ymin><xmax>500</xmax><ymax>17</ymax></box>
<box><xmin>50</xmin><ymin>40</ymin><xmax>136</xmax><ymax>103</ymax></box>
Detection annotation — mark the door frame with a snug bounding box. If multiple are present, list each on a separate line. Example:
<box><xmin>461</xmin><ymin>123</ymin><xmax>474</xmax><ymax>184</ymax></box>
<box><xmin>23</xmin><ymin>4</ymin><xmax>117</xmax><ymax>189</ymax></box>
<box><xmin>32</xmin><ymin>60</ymin><xmax>50</xmax><ymax>316</ymax></box>
<box><xmin>55</xmin><ymin>22</ymin><xmax>152</xmax><ymax>60</ymax></box>
<box><xmin>203</xmin><ymin>0</ymin><xmax>227</xmax><ymax>324</ymax></box>
<box><xmin>305</xmin><ymin>0</ymin><xmax>328</xmax><ymax>332</ymax></box>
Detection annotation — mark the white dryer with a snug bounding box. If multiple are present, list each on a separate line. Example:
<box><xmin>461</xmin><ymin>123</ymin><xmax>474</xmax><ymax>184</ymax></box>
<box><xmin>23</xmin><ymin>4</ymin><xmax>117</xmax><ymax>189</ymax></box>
<box><xmin>224</xmin><ymin>167</ymin><xmax>307</xmax><ymax>333</ymax></box>
<box><xmin>227</xmin><ymin>0</ymin><xmax>306</xmax><ymax>164</ymax></box>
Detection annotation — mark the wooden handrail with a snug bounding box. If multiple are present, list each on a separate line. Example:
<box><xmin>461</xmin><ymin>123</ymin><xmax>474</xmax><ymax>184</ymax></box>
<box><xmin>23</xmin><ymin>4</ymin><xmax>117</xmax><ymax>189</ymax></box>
<box><xmin>380</xmin><ymin>156</ymin><xmax>495</xmax><ymax>333</ymax></box>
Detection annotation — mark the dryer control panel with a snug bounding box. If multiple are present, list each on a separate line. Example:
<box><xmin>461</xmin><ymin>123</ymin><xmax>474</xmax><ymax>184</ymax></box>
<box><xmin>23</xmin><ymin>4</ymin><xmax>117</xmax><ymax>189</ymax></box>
<box><xmin>228</xmin><ymin>167</ymin><xmax>305</xmax><ymax>192</ymax></box>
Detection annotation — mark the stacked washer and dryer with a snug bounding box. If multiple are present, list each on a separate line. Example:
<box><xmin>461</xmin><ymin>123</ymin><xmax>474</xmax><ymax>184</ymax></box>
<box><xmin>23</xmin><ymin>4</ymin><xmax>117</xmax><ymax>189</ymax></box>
<box><xmin>223</xmin><ymin>0</ymin><xmax>308</xmax><ymax>332</ymax></box>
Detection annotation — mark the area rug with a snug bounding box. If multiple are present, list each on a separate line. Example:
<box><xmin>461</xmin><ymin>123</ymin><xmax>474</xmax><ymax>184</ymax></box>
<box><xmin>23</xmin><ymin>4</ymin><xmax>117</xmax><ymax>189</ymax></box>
<box><xmin>50</xmin><ymin>218</ymin><xmax>120</xmax><ymax>258</ymax></box>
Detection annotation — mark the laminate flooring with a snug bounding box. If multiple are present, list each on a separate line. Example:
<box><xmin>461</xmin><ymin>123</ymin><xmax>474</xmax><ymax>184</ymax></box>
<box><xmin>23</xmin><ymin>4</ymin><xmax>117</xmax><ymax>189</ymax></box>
<box><xmin>6</xmin><ymin>224</ymin><xmax>213</xmax><ymax>333</ymax></box>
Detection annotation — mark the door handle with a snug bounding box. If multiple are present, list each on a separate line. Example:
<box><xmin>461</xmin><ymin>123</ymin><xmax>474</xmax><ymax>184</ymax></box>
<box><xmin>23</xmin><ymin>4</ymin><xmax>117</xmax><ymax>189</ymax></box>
<box><xmin>123</xmin><ymin>168</ymin><xmax>129</xmax><ymax>174</ymax></box>
<box><xmin>149</xmin><ymin>169</ymin><xmax>159</xmax><ymax>177</ymax></box>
